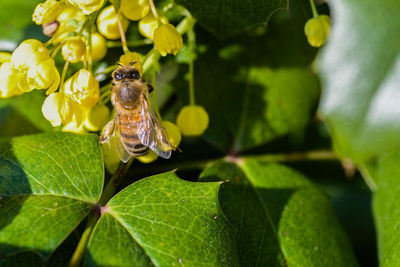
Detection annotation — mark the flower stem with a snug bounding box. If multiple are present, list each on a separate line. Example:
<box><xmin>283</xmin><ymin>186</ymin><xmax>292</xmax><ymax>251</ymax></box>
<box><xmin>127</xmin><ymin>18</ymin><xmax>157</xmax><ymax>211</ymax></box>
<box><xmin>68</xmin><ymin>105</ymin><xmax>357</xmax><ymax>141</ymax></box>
<box><xmin>114</xmin><ymin>7</ymin><xmax>129</xmax><ymax>54</ymax></box>
<box><xmin>149</xmin><ymin>0</ymin><xmax>159</xmax><ymax>19</ymax></box>
<box><xmin>59</xmin><ymin>60</ymin><xmax>69</xmax><ymax>92</ymax></box>
<box><xmin>359</xmin><ymin>165</ymin><xmax>378</xmax><ymax>191</ymax></box>
<box><xmin>187</xmin><ymin>26</ymin><xmax>196</xmax><ymax>106</ymax></box>
<box><xmin>106</xmin><ymin>39</ymin><xmax>153</xmax><ymax>48</ymax></box>
<box><xmin>98</xmin><ymin>158</ymin><xmax>134</xmax><ymax>206</ymax></box>
<box><xmin>126</xmin><ymin>150</ymin><xmax>339</xmax><ymax>177</ymax></box>
<box><xmin>309</xmin><ymin>0</ymin><xmax>319</xmax><ymax>18</ymax></box>
<box><xmin>95</xmin><ymin>65</ymin><xmax>118</xmax><ymax>77</ymax></box>
<box><xmin>86</xmin><ymin>19</ymin><xmax>93</xmax><ymax>73</ymax></box>
<box><xmin>50</xmin><ymin>40</ymin><xmax>65</xmax><ymax>58</ymax></box>
<box><xmin>68</xmin><ymin>209</ymin><xmax>100</xmax><ymax>267</ymax></box>
<box><xmin>143</xmin><ymin>48</ymin><xmax>160</xmax><ymax>74</ymax></box>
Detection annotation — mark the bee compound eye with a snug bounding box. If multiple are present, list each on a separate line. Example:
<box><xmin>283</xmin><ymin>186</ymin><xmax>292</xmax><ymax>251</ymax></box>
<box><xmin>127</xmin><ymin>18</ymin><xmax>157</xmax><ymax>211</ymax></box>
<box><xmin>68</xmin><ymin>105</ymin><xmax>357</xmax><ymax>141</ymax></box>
<box><xmin>115</xmin><ymin>72</ymin><xmax>125</xmax><ymax>80</ymax></box>
<box><xmin>131</xmin><ymin>71</ymin><xmax>139</xmax><ymax>79</ymax></box>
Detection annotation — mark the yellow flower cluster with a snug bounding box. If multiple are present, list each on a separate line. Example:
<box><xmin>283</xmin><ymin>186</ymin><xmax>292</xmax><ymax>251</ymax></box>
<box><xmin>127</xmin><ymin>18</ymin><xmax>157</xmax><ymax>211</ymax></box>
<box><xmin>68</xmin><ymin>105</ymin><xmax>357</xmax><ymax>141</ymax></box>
<box><xmin>0</xmin><ymin>39</ymin><xmax>59</xmax><ymax>98</ymax></box>
<box><xmin>2</xmin><ymin>0</ymin><xmax>206</xmax><ymax>165</ymax></box>
<box><xmin>52</xmin><ymin>3</ymin><xmax>107</xmax><ymax>62</ymax></box>
<box><xmin>42</xmin><ymin>69</ymin><xmax>106</xmax><ymax>131</ymax></box>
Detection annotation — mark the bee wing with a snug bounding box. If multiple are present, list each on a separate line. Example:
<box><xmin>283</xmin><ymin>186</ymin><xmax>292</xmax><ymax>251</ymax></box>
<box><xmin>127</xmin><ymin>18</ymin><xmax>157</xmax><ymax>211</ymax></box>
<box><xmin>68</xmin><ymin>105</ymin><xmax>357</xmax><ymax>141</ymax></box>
<box><xmin>138</xmin><ymin>100</ymin><xmax>172</xmax><ymax>159</ymax></box>
<box><xmin>114</xmin><ymin>118</ymin><xmax>132</xmax><ymax>163</ymax></box>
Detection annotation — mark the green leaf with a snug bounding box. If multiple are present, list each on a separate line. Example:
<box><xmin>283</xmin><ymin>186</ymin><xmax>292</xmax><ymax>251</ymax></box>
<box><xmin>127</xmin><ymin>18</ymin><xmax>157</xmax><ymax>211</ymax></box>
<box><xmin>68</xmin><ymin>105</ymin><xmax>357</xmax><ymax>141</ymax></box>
<box><xmin>0</xmin><ymin>133</ymin><xmax>104</xmax><ymax>260</ymax></box>
<box><xmin>371</xmin><ymin>152</ymin><xmax>400</xmax><ymax>266</ymax></box>
<box><xmin>86</xmin><ymin>172</ymin><xmax>239</xmax><ymax>266</ymax></box>
<box><xmin>200</xmin><ymin>160</ymin><xmax>358</xmax><ymax>266</ymax></box>
<box><xmin>175</xmin><ymin>0</ymin><xmax>287</xmax><ymax>37</ymax></box>
<box><xmin>318</xmin><ymin>0</ymin><xmax>400</xmax><ymax>161</ymax></box>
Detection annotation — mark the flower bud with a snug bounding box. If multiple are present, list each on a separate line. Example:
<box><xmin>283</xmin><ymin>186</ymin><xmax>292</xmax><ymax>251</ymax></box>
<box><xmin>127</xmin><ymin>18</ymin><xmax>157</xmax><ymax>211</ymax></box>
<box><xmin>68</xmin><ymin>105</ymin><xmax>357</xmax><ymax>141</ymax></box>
<box><xmin>0</xmin><ymin>63</ymin><xmax>24</xmax><ymax>98</ymax></box>
<box><xmin>304</xmin><ymin>15</ymin><xmax>331</xmax><ymax>48</ymax></box>
<box><xmin>154</xmin><ymin>23</ymin><xmax>183</xmax><ymax>56</ymax></box>
<box><xmin>119</xmin><ymin>52</ymin><xmax>143</xmax><ymax>74</ymax></box>
<box><xmin>97</xmin><ymin>5</ymin><xmax>129</xmax><ymax>40</ymax></box>
<box><xmin>62</xmin><ymin>36</ymin><xmax>86</xmax><ymax>63</ymax></box>
<box><xmin>42</xmin><ymin>93</ymin><xmax>83</xmax><ymax>127</ymax></box>
<box><xmin>32</xmin><ymin>0</ymin><xmax>61</xmax><ymax>25</ymax></box>
<box><xmin>137</xmin><ymin>150</ymin><xmax>158</xmax><ymax>164</ymax></box>
<box><xmin>91</xmin><ymin>32</ymin><xmax>107</xmax><ymax>61</ymax></box>
<box><xmin>162</xmin><ymin>121</ymin><xmax>181</xmax><ymax>148</ymax></box>
<box><xmin>176</xmin><ymin>105</ymin><xmax>209</xmax><ymax>136</ymax></box>
<box><xmin>101</xmin><ymin>135</ymin><xmax>121</xmax><ymax>173</ymax></box>
<box><xmin>67</xmin><ymin>0</ymin><xmax>104</xmax><ymax>15</ymax></box>
<box><xmin>63</xmin><ymin>69</ymin><xmax>100</xmax><ymax>108</ymax></box>
<box><xmin>11</xmin><ymin>39</ymin><xmax>50</xmax><ymax>70</ymax></box>
<box><xmin>84</xmin><ymin>103</ymin><xmax>110</xmax><ymax>131</ymax></box>
<box><xmin>42</xmin><ymin>21</ymin><xmax>59</xmax><ymax>37</ymax></box>
<box><xmin>27</xmin><ymin>58</ymin><xmax>60</xmax><ymax>94</ymax></box>
<box><xmin>139</xmin><ymin>12</ymin><xmax>168</xmax><ymax>40</ymax></box>
<box><xmin>120</xmin><ymin>0</ymin><xmax>149</xmax><ymax>21</ymax></box>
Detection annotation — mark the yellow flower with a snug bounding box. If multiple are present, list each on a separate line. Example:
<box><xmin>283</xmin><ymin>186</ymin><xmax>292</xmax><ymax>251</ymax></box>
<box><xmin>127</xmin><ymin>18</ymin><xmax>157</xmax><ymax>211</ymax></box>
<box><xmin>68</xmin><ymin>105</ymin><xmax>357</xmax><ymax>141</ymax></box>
<box><xmin>62</xmin><ymin>118</ymin><xmax>87</xmax><ymax>133</ymax></box>
<box><xmin>32</xmin><ymin>0</ymin><xmax>61</xmax><ymax>25</ymax></box>
<box><xmin>120</xmin><ymin>0</ymin><xmax>149</xmax><ymax>21</ymax></box>
<box><xmin>84</xmin><ymin>103</ymin><xmax>110</xmax><ymax>131</ymax></box>
<box><xmin>42</xmin><ymin>93</ymin><xmax>84</xmax><ymax>127</ymax></box>
<box><xmin>91</xmin><ymin>32</ymin><xmax>107</xmax><ymax>61</ymax></box>
<box><xmin>139</xmin><ymin>12</ymin><xmax>168</xmax><ymax>40</ymax></box>
<box><xmin>66</xmin><ymin>0</ymin><xmax>104</xmax><ymax>15</ymax></box>
<box><xmin>0</xmin><ymin>63</ymin><xmax>25</xmax><ymax>98</ymax></box>
<box><xmin>137</xmin><ymin>150</ymin><xmax>158</xmax><ymax>163</ymax></box>
<box><xmin>0</xmin><ymin>52</ymin><xmax>11</xmax><ymax>64</ymax></box>
<box><xmin>304</xmin><ymin>15</ymin><xmax>331</xmax><ymax>48</ymax></box>
<box><xmin>27</xmin><ymin>58</ymin><xmax>60</xmax><ymax>94</ymax></box>
<box><xmin>154</xmin><ymin>23</ymin><xmax>183</xmax><ymax>56</ymax></box>
<box><xmin>176</xmin><ymin>105</ymin><xmax>209</xmax><ymax>136</ymax></box>
<box><xmin>119</xmin><ymin>52</ymin><xmax>143</xmax><ymax>74</ymax></box>
<box><xmin>97</xmin><ymin>5</ymin><xmax>129</xmax><ymax>40</ymax></box>
<box><xmin>11</xmin><ymin>39</ymin><xmax>50</xmax><ymax>70</ymax></box>
<box><xmin>162</xmin><ymin>121</ymin><xmax>181</xmax><ymax>148</ymax></box>
<box><xmin>62</xmin><ymin>36</ymin><xmax>86</xmax><ymax>63</ymax></box>
<box><xmin>51</xmin><ymin>3</ymin><xmax>84</xmax><ymax>44</ymax></box>
<box><xmin>57</xmin><ymin>2</ymin><xmax>84</xmax><ymax>21</ymax></box>
<box><xmin>63</xmin><ymin>69</ymin><xmax>100</xmax><ymax>108</ymax></box>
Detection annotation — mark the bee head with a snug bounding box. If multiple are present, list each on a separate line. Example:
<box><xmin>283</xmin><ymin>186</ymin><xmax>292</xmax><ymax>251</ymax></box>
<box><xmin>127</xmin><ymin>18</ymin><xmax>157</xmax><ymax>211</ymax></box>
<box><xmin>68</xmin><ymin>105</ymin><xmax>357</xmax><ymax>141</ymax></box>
<box><xmin>112</xmin><ymin>62</ymin><xmax>141</xmax><ymax>81</ymax></box>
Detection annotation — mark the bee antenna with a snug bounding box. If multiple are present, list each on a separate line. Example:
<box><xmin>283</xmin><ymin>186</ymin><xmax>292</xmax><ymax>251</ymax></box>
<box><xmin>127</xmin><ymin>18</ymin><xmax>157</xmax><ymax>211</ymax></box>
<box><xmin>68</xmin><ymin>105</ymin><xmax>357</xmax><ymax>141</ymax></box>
<box><xmin>129</xmin><ymin>61</ymin><xmax>137</xmax><ymax>66</ymax></box>
<box><xmin>116</xmin><ymin>62</ymin><xmax>123</xmax><ymax>67</ymax></box>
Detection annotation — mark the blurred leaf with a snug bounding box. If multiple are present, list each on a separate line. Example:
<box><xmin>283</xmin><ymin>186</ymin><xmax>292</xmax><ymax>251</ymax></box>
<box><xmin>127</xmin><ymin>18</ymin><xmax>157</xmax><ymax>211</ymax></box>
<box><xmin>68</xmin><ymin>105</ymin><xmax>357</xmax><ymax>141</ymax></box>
<box><xmin>318</xmin><ymin>0</ymin><xmax>400</xmax><ymax>161</ymax></box>
<box><xmin>371</xmin><ymin>151</ymin><xmax>400</xmax><ymax>266</ymax></box>
<box><xmin>0</xmin><ymin>0</ymin><xmax>44</xmax><ymax>49</ymax></box>
<box><xmin>175</xmin><ymin>0</ymin><xmax>287</xmax><ymax>37</ymax></box>
<box><xmin>0</xmin><ymin>90</ymin><xmax>53</xmax><ymax>137</ymax></box>
<box><xmin>200</xmin><ymin>160</ymin><xmax>358</xmax><ymax>266</ymax></box>
<box><xmin>173</xmin><ymin>0</ymin><xmax>319</xmax><ymax>153</ymax></box>
<box><xmin>0</xmin><ymin>133</ymin><xmax>103</xmax><ymax>260</ymax></box>
<box><xmin>86</xmin><ymin>172</ymin><xmax>239</xmax><ymax>266</ymax></box>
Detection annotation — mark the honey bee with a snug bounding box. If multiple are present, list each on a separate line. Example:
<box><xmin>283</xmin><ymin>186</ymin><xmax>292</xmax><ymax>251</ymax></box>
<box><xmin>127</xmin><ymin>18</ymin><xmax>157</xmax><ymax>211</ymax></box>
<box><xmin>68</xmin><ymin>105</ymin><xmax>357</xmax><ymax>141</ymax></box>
<box><xmin>99</xmin><ymin>62</ymin><xmax>173</xmax><ymax>162</ymax></box>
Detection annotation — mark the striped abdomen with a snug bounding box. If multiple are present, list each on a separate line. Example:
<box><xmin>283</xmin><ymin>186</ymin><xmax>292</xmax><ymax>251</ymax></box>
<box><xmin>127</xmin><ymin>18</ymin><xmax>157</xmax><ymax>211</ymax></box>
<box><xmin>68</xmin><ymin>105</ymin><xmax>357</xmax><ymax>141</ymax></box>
<box><xmin>118</xmin><ymin>113</ymin><xmax>149</xmax><ymax>157</ymax></box>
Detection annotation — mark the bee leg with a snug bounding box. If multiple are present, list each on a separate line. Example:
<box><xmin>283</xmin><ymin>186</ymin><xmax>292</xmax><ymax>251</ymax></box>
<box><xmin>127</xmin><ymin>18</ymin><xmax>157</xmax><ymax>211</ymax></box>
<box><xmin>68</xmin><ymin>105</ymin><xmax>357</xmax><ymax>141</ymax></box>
<box><xmin>99</xmin><ymin>120</ymin><xmax>115</xmax><ymax>144</ymax></box>
<box><xmin>147</xmin><ymin>84</ymin><xmax>154</xmax><ymax>93</ymax></box>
